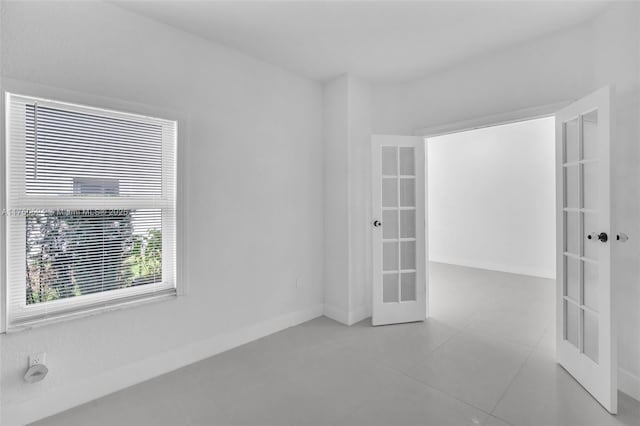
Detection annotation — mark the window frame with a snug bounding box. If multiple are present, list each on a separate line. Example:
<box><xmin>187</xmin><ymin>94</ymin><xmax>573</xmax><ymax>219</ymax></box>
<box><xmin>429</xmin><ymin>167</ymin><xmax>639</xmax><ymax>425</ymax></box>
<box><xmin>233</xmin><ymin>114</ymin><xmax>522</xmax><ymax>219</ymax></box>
<box><xmin>1</xmin><ymin>80</ymin><xmax>186</xmax><ymax>332</ymax></box>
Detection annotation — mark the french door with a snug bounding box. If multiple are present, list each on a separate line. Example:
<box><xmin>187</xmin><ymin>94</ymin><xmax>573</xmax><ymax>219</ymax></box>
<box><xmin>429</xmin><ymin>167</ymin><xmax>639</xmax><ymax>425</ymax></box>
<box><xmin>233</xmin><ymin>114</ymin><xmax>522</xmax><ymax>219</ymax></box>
<box><xmin>556</xmin><ymin>86</ymin><xmax>617</xmax><ymax>413</ymax></box>
<box><xmin>371</xmin><ymin>135</ymin><xmax>427</xmax><ymax>326</ymax></box>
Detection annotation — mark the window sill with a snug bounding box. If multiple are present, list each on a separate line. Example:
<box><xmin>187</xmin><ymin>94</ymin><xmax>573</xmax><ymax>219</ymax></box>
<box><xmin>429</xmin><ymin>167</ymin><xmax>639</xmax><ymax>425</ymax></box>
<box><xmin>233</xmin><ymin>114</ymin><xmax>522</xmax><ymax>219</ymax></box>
<box><xmin>5</xmin><ymin>289</ymin><xmax>178</xmax><ymax>333</ymax></box>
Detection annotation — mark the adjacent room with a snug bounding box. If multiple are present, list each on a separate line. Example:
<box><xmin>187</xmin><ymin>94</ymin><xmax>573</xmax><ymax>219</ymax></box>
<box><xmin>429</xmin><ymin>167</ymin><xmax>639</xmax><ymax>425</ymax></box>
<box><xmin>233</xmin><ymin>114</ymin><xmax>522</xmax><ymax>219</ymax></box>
<box><xmin>427</xmin><ymin>117</ymin><xmax>556</xmax><ymax>343</ymax></box>
<box><xmin>0</xmin><ymin>1</ymin><xmax>639</xmax><ymax>426</ymax></box>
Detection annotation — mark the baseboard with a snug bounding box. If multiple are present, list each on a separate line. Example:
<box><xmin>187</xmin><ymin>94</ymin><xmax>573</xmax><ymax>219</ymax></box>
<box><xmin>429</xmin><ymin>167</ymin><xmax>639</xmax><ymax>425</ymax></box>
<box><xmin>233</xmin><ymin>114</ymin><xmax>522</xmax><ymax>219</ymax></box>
<box><xmin>5</xmin><ymin>303</ymin><xmax>634</xmax><ymax>425</ymax></box>
<box><xmin>429</xmin><ymin>257</ymin><xmax>555</xmax><ymax>280</ymax></box>
<box><xmin>348</xmin><ymin>304</ymin><xmax>370</xmax><ymax>326</ymax></box>
<box><xmin>323</xmin><ymin>303</ymin><xmax>349</xmax><ymax>325</ymax></box>
<box><xmin>619</xmin><ymin>367</ymin><xmax>640</xmax><ymax>402</ymax></box>
<box><xmin>3</xmin><ymin>303</ymin><xmax>324</xmax><ymax>426</ymax></box>
<box><xmin>324</xmin><ymin>303</ymin><xmax>369</xmax><ymax>326</ymax></box>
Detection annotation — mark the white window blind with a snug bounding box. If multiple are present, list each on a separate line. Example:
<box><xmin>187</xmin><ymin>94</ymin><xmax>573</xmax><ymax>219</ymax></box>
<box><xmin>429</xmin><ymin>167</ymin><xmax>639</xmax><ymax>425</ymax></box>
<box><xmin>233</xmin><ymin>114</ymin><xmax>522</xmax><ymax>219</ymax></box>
<box><xmin>5</xmin><ymin>93</ymin><xmax>177</xmax><ymax>330</ymax></box>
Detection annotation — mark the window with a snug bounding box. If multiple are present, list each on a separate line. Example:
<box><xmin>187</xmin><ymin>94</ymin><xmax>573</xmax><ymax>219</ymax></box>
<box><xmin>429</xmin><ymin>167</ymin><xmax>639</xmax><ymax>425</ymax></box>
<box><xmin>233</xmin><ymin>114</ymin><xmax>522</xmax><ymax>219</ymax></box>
<box><xmin>73</xmin><ymin>177</ymin><xmax>120</xmax><ymax>196</ymax></box>
<box><xmin>4</xmin><ymin>93</ymin><xmax>177</xmax><ymax>330</ymax></box>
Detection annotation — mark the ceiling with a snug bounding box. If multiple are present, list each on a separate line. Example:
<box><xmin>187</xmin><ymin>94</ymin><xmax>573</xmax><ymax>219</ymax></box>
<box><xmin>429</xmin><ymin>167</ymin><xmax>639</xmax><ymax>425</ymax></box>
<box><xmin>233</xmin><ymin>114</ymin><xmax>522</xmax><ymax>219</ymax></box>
<box><xmin>114</xmin><ymin>1</ymin><xmax>610</xmax><ymax>83</ymax></box>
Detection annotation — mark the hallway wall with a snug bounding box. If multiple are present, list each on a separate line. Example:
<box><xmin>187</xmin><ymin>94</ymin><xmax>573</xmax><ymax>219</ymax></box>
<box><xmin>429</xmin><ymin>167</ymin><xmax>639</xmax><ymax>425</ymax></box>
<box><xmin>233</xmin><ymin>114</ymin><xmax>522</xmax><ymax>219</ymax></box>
<box><xmin>428</xmin><ymin>117</ymin><xmax>556</xmax><ymax>279</ymax></box>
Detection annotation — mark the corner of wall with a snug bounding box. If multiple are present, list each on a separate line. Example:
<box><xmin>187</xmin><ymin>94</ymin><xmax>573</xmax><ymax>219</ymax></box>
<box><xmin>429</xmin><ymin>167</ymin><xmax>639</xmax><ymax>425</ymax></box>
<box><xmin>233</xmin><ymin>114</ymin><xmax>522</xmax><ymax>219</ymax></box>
<box><xmin>322</xmin><ymin>74</ymin><xmax>374</xmax><ymax>326</ymax></box>
<box><xmin>323</xmin><ymin>303</ymin><xmax>350</xmax><ymax>325</ymax></box>
<box><xmin>3</xmin><ymin>303</ymin><xmax>324</xmax><ymax>425</ymax></box>
<box><xmin>619</xmin><ymin>368</ymin><xmax>640</xmax><ymax>402</ymax></box>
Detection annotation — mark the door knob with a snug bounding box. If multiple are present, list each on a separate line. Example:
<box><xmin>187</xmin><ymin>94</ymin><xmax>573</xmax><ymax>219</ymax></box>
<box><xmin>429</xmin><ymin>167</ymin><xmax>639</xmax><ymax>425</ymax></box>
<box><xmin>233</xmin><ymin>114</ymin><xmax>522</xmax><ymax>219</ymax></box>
<box><xmin>587</xmin><ymin>232</ymin><xmax>608</xmax><ymax>242</ymax></box>
<box><xmin>373</xmin><ymin>220</ymin><xmax>382</xmax><ymax>228</ymax></box>
<box><xmin>617</xmin><ymin>233</ymin><xmax>629</xmax><ymax>242</ymax></box>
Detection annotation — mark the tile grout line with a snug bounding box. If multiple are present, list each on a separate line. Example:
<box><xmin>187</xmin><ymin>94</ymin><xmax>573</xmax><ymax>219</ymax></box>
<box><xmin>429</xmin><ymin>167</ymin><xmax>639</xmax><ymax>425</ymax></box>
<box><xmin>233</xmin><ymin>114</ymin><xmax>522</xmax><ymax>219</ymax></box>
<box><xmin>280</xmin><ymin>318</ymin><xmax>548</xmax><ymax>426</ymax></box>
<box><xmin>249</xmin><ymin>307</ymin><xmax>550</xmax><ymax>425</ymax></box>
<box><xmin>391</xmin><ymin>363</ymin><xmax>497</xmax><ymax>423</ymax></box>
<box><xmin>486</xmin><ymin>324</ymin><xmax>551</xmax><ymax>424</ymax></box>
<box><xmin>483</xmin><ymin>414</ymin><xmax>517</xmax><ymax>426</ymax></box>
<box><xmin>299</xmin><ymin>323</ymin><xmax>476</xmax><ymax>426</ymax></box>
<box><xmin>345</xmin><ymin>325</ymin><xmax>502</xmax><ymax>423</ymax></box>
<box><xmin>456</xmin><ymin>318</ymin><xmax>547</xmax><ymax>353</ymax></box>
<box><xmin>337</xmin><ymin>323</ymin><xmax>493</xmax><ymax>412</ymax></box>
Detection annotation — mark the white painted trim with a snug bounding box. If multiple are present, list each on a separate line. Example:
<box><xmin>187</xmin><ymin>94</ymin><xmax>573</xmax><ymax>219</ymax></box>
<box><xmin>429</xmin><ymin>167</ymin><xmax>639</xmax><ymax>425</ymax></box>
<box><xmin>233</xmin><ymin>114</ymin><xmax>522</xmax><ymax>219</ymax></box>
<box><xmin>324</xmin><ymin>303</ymin><xmax>369</xmax><ymax>326</ymax></box>
<box><xmin>2</xmin><ymin>303</ymin><xmax>324</xmax><ymax>425</ymax></box>
<box><xmin>1</xmin><ymin>90</ymin><xmax>8</xmax><ymax>333</ymax></box>
<box><xmin>429</xmin><ymin>258</ymin><xmax>555</xmax><ymax>280</ymax></box>
<box><xmin>348</xmin><ymin>304</ymin><xmax>370</xmax><ymax>325</ymax></box>
<box><xmin>0</xmin><ymin>79</ymin><xmax>189</xmax><ymax>332</ymax></box>
<box><xmin>418</xmin><ymin>101</ymin><xmax>570</xmax><ymax>138</ymax></box>
<box><xmin>0</xmin><ymin>79</ymin><xmax>184</xmax><ymax>123</ymax></box>
<box><xmin>323</xmin><ymin>303</ymin><xmax>350</xmax><ymax>325</ymax></box>
<box><xmin>619</xmin><ymin>368</ymin><xmax>640</xmax><ymax>402</ymax></box>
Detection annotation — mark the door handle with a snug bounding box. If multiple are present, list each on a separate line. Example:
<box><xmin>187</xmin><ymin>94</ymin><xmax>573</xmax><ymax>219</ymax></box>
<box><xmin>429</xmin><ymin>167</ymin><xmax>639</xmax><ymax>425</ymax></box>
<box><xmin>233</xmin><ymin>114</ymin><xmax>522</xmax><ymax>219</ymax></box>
<box><xmin>372</xmin><ymin>220</ymin><xmax>382</xmax><ymax>228</ymax></box>
<box><xmin>586</xmin><ymin>232</ymin><xmax>608</xmax><ymax>243</ymax></box>
<box><xmin>617</xmin><ymin>233</ymin><xmax>629</xmax><ymax>242</ymax></box>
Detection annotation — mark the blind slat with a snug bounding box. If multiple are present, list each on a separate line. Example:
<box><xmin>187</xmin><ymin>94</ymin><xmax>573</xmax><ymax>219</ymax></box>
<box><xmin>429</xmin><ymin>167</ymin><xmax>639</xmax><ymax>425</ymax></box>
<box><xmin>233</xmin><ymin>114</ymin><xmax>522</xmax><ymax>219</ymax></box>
<box><xmin>6</xmin><ymin>93</ymin><xmax>177</xmax><ymax>330</ymax></box>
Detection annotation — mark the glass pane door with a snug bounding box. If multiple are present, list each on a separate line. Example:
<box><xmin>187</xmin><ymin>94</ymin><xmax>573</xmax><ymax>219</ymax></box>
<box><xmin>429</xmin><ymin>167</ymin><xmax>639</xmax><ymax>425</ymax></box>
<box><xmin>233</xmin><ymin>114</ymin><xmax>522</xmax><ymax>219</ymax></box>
<box><xmin>381</xmin><ymin>147</ymin><xmax>417</xmax><ymax>303</ymax></box>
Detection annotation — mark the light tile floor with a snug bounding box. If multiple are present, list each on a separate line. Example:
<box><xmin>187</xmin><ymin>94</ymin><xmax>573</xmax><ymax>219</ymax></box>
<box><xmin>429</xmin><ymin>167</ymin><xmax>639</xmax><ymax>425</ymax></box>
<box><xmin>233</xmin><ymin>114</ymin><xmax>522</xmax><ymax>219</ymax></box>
<box><xmin>33</xmin><ymin>263</ymin><xmax>640</xmax><ymax>426</ymax></box>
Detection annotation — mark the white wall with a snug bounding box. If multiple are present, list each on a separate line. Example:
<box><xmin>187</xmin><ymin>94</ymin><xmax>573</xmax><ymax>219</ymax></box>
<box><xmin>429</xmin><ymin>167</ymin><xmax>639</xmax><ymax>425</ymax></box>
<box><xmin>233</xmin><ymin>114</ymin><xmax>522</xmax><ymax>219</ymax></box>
<box><xmin>371</xmin><ymin>1</ymin><xmax>640</xmax><ymax>399</ymax></box>
<box><xmin>427</xmin><ymin>117</ymin><xmax>556</xmax><ymax>279</ymax></box>
<box><xmin>1</xmin><ymin>2</ymin><xmax>638</xmax><ymax>422</ymax></box>
<box><xmin>371</xmin><ymin>23</ymin><xmax>594</xmax><ymax>135</ymax></box>
<box><xmin>323</xmin><ymin>76</ymin><xmax>350</xmax><ymax>322</ymax></box>
<box><xmin>323</xmin><ymin>75</ymin><xmax>372</xmax><ymax>325</ymax></box>
<box><xmin>346</xmin><ymin>77</ymin><xmax>373</xmax><ymax>323</ymax></box>
<box><xmin>592</xmin><ymin>3</ymin><xmax>640</xmax><ymax>400</ymax></box>
<box><xmin>0</xmin><ymin>2</ymin><xmax>324</xmax><ymax>424</ymax></box>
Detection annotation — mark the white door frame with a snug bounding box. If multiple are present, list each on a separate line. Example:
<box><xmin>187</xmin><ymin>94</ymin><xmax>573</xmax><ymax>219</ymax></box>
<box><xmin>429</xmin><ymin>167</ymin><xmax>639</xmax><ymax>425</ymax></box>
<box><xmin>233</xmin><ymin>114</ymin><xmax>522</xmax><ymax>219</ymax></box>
<box><xmin>419</xmin><ymin>101</ymin><xmax>569</xmax><ymax>139</ymax></box>
<box><xmin>419</xmin><ymin>101</ymin><xmax>563</xmax><ymax>317</ymax></box>
<box><xmin>371</xmin><ymin>103</ymin><xmax>564</xmax><ymax>326</ymax></box>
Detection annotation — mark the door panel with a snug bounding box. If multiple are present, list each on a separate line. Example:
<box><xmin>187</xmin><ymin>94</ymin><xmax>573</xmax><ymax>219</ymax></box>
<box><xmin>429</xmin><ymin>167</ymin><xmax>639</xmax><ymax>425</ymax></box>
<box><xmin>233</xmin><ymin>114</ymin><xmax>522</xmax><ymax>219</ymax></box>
<box><xmin>372</xmin><ymin>135</ymin><xmax>427</xmax><ymax>326</ymax></box>
<box><xmin>556</xmin><ymin>86</ymin><xmax>616</xmax><ymax>413</ymax></box>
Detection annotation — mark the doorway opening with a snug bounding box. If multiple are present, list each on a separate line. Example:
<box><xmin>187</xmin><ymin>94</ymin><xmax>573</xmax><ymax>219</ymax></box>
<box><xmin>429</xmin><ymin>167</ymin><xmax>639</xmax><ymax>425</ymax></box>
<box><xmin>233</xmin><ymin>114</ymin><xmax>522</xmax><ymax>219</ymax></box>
<box><xmin>371</xmin><ymin>88</ymin><xmax>618</xmax><ymax>413</ymax></box>
<box><xmin>425</xmin><ymin>116</ymin><xmax>557</xmax><ymax>346</ymax></box>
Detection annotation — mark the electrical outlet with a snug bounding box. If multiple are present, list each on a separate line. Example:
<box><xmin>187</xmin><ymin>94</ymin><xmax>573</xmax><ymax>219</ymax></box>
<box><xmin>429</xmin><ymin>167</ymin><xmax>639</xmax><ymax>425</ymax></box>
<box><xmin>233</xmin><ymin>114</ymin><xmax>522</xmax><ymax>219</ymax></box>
<box><xmin>296</xmin><ymin>276</ymin><xmax>303</xmax><ymax>289</ymax></box>
<box><xmin>29</xmin><ymin>352</ymin><xmax>46</xmax><ymax>367</ymax></box>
